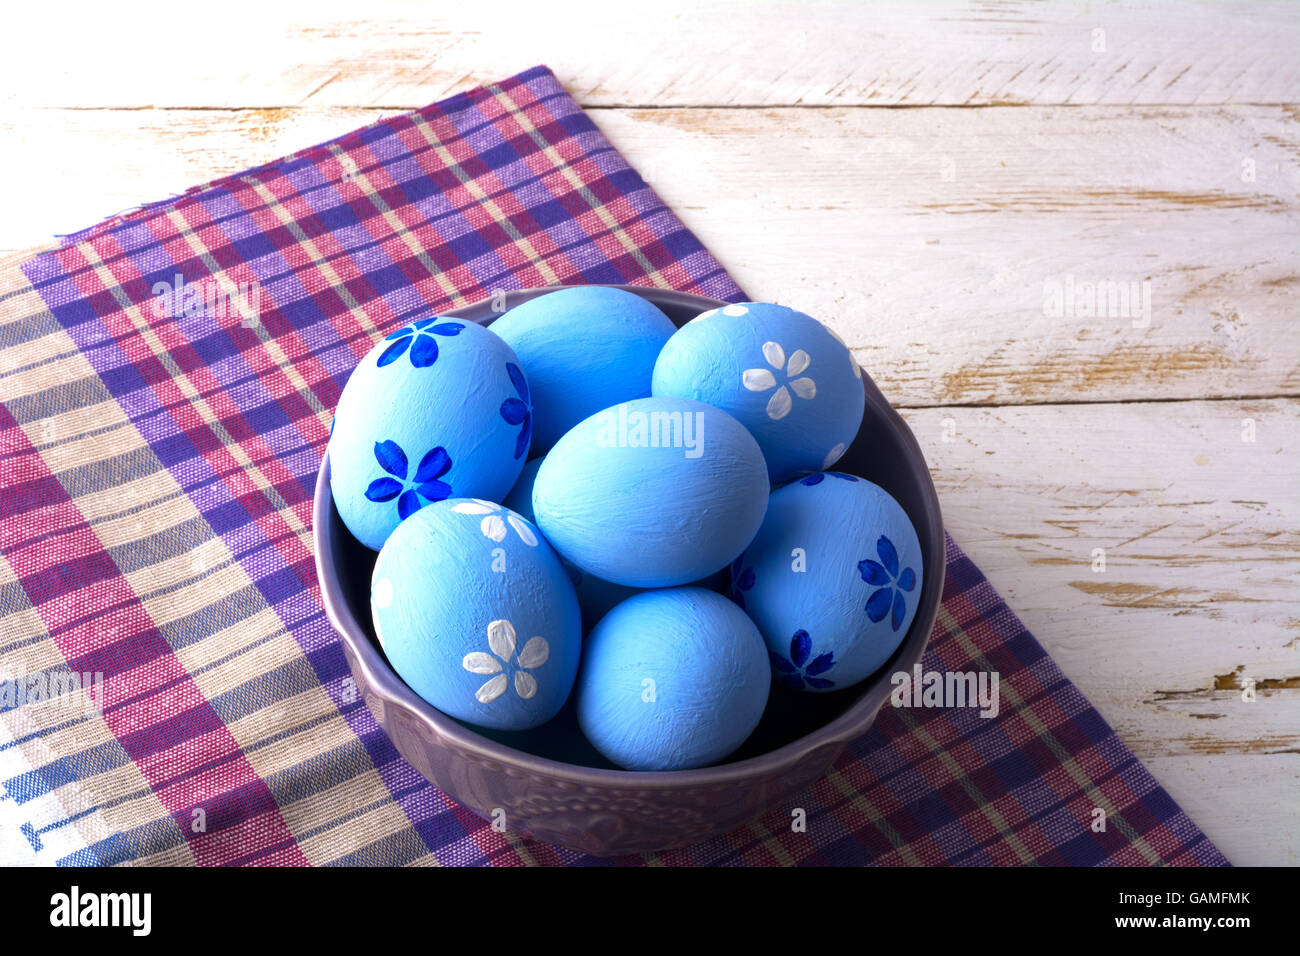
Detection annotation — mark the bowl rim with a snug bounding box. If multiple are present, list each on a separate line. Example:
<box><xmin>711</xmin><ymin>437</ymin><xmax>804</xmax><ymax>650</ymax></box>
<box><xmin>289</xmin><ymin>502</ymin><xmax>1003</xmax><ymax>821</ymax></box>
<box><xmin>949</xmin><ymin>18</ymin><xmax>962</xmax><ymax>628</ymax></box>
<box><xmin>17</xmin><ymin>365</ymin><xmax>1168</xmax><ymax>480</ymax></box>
<box><xmin>313</xmin><ymin>284</ymin><xmax>945</xmax><ymax>789</ymax></box>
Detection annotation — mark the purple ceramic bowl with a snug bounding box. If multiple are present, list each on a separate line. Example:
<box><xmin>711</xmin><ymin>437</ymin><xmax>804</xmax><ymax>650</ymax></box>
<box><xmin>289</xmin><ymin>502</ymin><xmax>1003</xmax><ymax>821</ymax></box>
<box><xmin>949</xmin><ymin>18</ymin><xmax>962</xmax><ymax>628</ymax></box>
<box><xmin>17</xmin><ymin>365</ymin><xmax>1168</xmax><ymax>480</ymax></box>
<box><xmin>312</xmin><ymin>285</ymin><xmax>944</xmax><ymax>856</ymax></box>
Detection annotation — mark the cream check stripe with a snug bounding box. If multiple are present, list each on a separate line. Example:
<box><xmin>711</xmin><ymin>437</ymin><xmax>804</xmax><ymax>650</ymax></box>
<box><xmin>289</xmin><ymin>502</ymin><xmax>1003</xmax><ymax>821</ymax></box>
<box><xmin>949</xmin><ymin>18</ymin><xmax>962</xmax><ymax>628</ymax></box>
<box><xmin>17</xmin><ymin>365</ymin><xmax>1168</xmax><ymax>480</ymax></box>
<box><xmin>160</xmin><ymin>205</ymin><xmax>335</xmax><ymax>429</ymax></box>
<box><xmin>55</xmin><ymin>240</ymin><xmax>316</xmax><ymax>557</ymax></box>
<box><xmin>0</xmin><ymin>551</ymin><xmax>91</xmax><ymax>865</ymax></box>
<box><xmin>485</xmin><ymin>83</ymin><xmax>670</xmax><ymax>289</ymax></box>
<box><xmin>0</xmin><ymin>542</ymin><xmax>179</xmax><ymax>865</ymax></box>
<box><xmin>311</xmin><ymin>142</ymin><xmax>472</xmax><ymax>310</ymax></box>
<box><xmin>406</xmin><ymin>851</ymin><xmax>443</xmax><ymax>866</ymax></box>
<box><xmin>885</xmin><ymin>705</ymin><xmax>1038</xmax><ymax>865</ymax></box>
<box><xmin>933</xmin><ymin>604</ymin><xmax>1164</xmax><ymax>864</ymax></box>
<box><xmin>822</xmin><ymin>765</ymin><xmax>925</xmax><ymax>865</ymax></box>
<box><xmin>231</xmin><ymin>176</ymin><xmax>409</xmax><ymax>339</ymax></box>
<box><xmin>744</xmin><ymin>820</ymin><xmax>798</xmax><ymax>865</ymax></box>
<box><xmin>401</xmin><ymin>114</ymin><xmax>563</xmax><ymax>290</ymax></box>
<box><xmin>0</xmin><ymin>272</ymin><xmax>421</xmax><ymax>866</ymax></box>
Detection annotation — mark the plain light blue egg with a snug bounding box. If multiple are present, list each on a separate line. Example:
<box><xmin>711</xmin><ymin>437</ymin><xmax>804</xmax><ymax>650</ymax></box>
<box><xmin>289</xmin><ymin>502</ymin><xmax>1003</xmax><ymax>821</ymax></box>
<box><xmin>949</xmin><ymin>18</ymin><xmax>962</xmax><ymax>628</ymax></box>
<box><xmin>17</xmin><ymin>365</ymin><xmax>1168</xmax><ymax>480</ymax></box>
<box><xmin>532</xmin><ymin>397</ymin><xmax>769</xmax><ymax>588</ymax></box>
<box><xmin>487</xmin><ymin>286</ymin><xmax>678</xmax><ymax>454</ymax></box>
<box><xmin>508</xmin><ymin>455</ymin><xmax>714</xmax><ymax>629</ymax></box>
<box><xmin>731</xmin><ymin>473</ymin><xmax>923</xmax><ymax>693</ymax></box>
<box><xmin>652</xmin><ymin>302</ymin><xmax>865</xmax><ymax>484</ymax></box>
<box><xmin>371</xmin><ymin>498</ymin><xmax>581</xmax><ymax>731</ymax></box>
<box><xmin>330</xmin><ymin>318</ymin><xmax>532</xmax><ymax>550</ymax></box>
<box><xmin>576</xmin><ymin>588</ymin><xmax>770</xmax><ymax>770</ymax></box>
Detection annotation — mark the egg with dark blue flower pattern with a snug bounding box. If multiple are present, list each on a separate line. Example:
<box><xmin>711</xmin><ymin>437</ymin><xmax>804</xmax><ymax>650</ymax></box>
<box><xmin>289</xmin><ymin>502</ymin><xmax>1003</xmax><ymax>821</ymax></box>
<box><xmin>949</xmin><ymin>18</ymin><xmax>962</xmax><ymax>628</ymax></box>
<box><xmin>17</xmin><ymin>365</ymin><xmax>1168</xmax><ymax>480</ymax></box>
<box><xmin>576</xmin><ymin>588</ymin><xmax>770</xmax><ymax>770</ymax></box>
<box><xmin>731</xmin><ymin>473</ymin><xmax>922</xmax><ymax>692</ymax></box>
<box><xmin>371</xmin><ymin>498</ymin><xmax>581</xmax><ymax>731</ymax></box>
<box><xmin>488</xmin><ymin>286</ymin><xmax>678</xmax><ymax>454</ymax></box>
<box><xmin>652</xmin><ymin>302</ymin><xmax>865</xmax><ymax>484</ymax></box>
<box><xmin>330</xmin><ymin>318</ymin><xmax>531</xmax><ymax>551</ymax></box>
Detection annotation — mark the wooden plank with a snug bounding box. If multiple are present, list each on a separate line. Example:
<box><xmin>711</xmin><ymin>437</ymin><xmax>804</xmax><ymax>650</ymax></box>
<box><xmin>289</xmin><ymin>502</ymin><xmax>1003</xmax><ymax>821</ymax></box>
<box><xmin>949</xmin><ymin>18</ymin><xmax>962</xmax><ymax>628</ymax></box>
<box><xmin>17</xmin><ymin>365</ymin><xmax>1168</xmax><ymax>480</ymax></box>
<box><xmin>604</xmin><ymin>104</ymin><xmax>1300</xmax><ymax>406</ymax></box>
<box><xmin>0</xmin><ymin>106</ymin><xmax>382</xmax><ymax>258</ymax></box>
<box><xmin>5</xmin><ymin>104</ymin><xmax>1296</xmax><ymax>406</ymax></box>
<box><xmin>4</xmin><ymin>1</ymin><xmax>1297</xmax><ymax>109</ymax></box>
<box><xmin>899</xmin><ymin>398</ymin><xmax>1299</xmax><ymax>764</ymax></box>
<box><xmin>901</xmin><ymin>396</ymin><xmax>1299</xmax><ymax>862</ymax></box>
<box><xmin>1143</xmin><ymin>755</ymin><xmax>1299</xmax><ymax>865</ymax></box>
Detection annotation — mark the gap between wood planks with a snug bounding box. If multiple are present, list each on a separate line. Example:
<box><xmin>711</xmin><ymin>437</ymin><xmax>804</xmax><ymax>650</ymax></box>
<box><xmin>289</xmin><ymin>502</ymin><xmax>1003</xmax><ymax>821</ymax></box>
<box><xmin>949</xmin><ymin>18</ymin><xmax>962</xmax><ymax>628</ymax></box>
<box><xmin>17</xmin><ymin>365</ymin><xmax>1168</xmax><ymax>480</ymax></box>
<box><xmin>5</xmin><ymin>103</ymin><xmax>1296</xmax><ymax>411</ymax></box>
<box><xmin>891</xmin><ymin>392</ymin><xmax>1300</xmax><ymax>411</ymax></box>
<box><xmin>2</xmin><ymin>238</ymin><xmax>1294</xmax><ymax>413</ymax></box>
<box><xmin>40</xmin><ymin>102</ymin><xmax>1300</xmax><ymax>111</ymax></box>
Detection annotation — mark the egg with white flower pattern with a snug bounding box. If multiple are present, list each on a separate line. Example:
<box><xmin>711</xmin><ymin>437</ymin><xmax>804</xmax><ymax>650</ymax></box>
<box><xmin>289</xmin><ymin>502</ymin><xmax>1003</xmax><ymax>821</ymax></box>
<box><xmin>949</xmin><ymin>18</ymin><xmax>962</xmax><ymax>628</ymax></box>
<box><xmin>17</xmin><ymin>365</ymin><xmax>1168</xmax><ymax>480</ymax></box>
<box><xmin>576</xmin><ymin>588</ymin><xmax>770</xmax><ymax>770</ymax></box>
<box><xmin>488</xmin><ymin>286</ymin><xmax>678</xmax><ymax>454</ymax></box>
<box><xmin>370</xmin><ymin>498</ymin><xmax>581</xmax><ymax>731</ymax></box>
<box><xmin>651</xmin><ymin>302</ymin><xmax>865</xmax><ymax>484</ymax></box>
<box><xmin>731</xmin><ymin>473</ymin><xmax>922</xmax><ymax>693</ymax></box>
<box><xmin>330</xmin><ymin>318</ymin><xmax>532</xmax><ymax>551</ymax></box>
<box><xmin>532</xmin><ymin>397</ymin><xmax>769</xmax><ymax>588</ymax></box>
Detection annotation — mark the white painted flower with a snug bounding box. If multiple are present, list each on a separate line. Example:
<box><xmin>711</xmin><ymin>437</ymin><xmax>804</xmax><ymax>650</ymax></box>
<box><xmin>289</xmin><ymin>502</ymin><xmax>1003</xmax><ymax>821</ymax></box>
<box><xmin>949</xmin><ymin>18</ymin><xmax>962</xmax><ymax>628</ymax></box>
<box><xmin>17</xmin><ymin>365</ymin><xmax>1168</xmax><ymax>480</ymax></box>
<box><xmin>822</xmin><ymin>443</ymin><xmax>846</xmax><ymax>469</ymax></box>
<box><xmin>689</xmin><ymin>303</ymin><xmax>749</xmax><ymax>324</ymax></box>
<box><xmin>451</xmin><ymin>499</ymin><xmax>538</xmax><ymax>546</ymax></box>
<box><xmin>462</xmin><ymin>619</ymin><xmax>550</xmax><ymax>703</ymax></box>
<box><xmin>743</xmin><ymin>341</ymin><xmax>816</xmax><ymax>420</ymax></box>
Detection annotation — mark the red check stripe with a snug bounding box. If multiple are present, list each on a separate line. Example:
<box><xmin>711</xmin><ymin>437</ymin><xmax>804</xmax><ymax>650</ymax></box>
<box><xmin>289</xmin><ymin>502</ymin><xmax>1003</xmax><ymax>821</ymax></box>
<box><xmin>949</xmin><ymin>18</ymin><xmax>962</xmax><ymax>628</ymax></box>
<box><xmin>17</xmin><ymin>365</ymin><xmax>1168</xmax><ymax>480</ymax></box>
<box><xmin>0</xmin><ymin>402</ymin><xmax>307</xmax><ymax>865</ymax></box>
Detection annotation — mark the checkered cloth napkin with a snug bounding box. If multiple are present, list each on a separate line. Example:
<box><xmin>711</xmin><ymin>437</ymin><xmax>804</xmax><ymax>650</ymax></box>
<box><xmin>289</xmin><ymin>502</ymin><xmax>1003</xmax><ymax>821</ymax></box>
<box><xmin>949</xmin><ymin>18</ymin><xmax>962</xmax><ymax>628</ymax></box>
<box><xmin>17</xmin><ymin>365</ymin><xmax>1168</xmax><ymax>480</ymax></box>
<box><xmin>0</xmin><ymin>65</ymin><xmax>1227</xmax><ymax>866</ymax></box>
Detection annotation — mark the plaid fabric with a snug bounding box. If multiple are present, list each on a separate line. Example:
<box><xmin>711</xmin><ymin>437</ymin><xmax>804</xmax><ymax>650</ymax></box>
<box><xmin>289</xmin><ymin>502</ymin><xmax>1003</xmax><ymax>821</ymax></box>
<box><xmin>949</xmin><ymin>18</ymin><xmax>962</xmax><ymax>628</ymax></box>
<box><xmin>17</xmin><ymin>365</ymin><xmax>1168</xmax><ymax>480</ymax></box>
<box><xmin>0</xmin><ymin>65</ymin><xmax>1227</xmax><ymax>866</ymax></box>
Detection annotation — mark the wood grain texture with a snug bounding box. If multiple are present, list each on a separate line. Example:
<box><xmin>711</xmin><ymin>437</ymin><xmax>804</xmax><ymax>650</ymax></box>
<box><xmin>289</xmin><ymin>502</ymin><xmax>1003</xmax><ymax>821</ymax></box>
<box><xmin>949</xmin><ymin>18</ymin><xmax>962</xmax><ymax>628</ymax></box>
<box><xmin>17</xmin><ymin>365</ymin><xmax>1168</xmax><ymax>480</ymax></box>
<box><xmin>903</xmin><ymin>396</ymin><xmax>1300</xmax><ymax>864</ymax></box>
<box><xmin>1143</xmin><ymin>755</ymin><xmax>1298</xmax><ymax>866</ymax></box>
<box><xmin>602</xmin><ymin>105</ymin><xmax>1300</xmax><ymax>407</ymax></box>
<box><xmin>0</xmin><ymin>106</ymin><xmax>382</xmax><ymax>255</ymax></box>
<box><xmin>899</xmin><ymin>402</ymin><xmax>1299</xmax><ymax>738</ymax></box>
<box><xmin>5</xmin><ymin>104</ymin><xmax>1296</xmax><ymax>407</ymax></box>
<box><xmin>4</xmin><ymin>1</ymin><xmax>1297</xmax><ymax>109</ymax></box>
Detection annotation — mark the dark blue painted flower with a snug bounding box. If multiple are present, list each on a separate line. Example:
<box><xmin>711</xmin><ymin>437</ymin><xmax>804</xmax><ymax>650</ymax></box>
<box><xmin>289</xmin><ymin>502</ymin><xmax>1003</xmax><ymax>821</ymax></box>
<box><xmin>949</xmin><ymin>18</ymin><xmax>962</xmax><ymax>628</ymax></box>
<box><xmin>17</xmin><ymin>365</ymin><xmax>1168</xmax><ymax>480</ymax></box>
<box><xmin>364</xmin><ymin>439</ymin><xmax>453</xmax><ymax>520</ymax></box>
<box><xmin>729</xmin><ymin>554</ymin><xmax>756</xmax><ymax>609</ymax></box>
<box><xmin>377</xmin><ymin>318</ymin><xmax>464</xmax><ymax>368</ymax></box>
<box><xmin>499</xmin><ymin>362</ymin><xmax>532</xmax><ymax>460</ymax></box>
<box><xmin>799</xmin><ymin>471</ymin><xmax>860</xmax><ymax>486</ymax></box>
<box><xmin>857</xmin><ymin>535</ymin><xmax>917</xmax><ymax>631</ymax></box>
<box><xmin>770</xmin><ymin>630</ymin><xmax>836</xmax><ymax>690</ymax></box>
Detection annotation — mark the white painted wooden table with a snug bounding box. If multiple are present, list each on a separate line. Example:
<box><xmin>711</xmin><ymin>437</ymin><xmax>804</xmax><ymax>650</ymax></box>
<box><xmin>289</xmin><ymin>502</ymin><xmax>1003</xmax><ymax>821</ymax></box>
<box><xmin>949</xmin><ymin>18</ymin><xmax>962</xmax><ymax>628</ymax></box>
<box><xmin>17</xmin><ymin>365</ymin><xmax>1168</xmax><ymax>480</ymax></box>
<box><xmin>1</xmin><ymin>0</ymin><xmax>1295</xmax><ymax>865</ymax></box>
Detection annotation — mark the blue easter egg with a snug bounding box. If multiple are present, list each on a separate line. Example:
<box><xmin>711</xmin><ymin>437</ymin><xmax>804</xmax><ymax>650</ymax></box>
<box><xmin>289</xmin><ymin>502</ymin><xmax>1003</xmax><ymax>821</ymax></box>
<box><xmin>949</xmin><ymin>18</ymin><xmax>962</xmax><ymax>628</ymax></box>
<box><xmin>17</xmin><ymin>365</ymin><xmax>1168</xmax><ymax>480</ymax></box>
<box><xmin>576</xmin><ymin>588</ymin><xmax>770</xmax><ymax>770</ymax></box>
<box><xmin>488</xmin><ymin>286</ymin><xmax>678</xmax><ymax>454</ymax></box>
<box><xmin>532</xmin><ymin>397</ymin><xmax>768</xmax><ymax>588</ymax></box>
<box><xmin>651</xmin><ymin>302</ymin><xmax>865</xmax><ymax>484</ymax></box>
<box><xmin>731</xmin><ymin>473</ymin><xmax>922</xmax><ymax>692</ymax></box>
<box><xmin>508</xmin><ymin>456</ymin><xmax>721</xmax><ymax>630</ymax></box>
<box><xmin>371</xmin><ymin>498</ymin><xmax>581</xmax><ymax>731</ymax></box>
<box><xmin>330</xmin><ymin>318</ymin><xmax>532</xmax><ymax>550</ymax></box>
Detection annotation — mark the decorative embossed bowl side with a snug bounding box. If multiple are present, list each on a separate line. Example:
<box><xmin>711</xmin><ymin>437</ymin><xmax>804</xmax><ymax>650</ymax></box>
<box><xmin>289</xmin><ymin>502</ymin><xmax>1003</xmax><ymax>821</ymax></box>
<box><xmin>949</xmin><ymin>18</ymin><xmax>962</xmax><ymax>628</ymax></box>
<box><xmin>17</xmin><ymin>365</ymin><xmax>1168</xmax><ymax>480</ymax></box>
<box><xmin>313</xmin><ymin>285</ymin><xmax>944</xmax><ymax>857</ymax></box>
